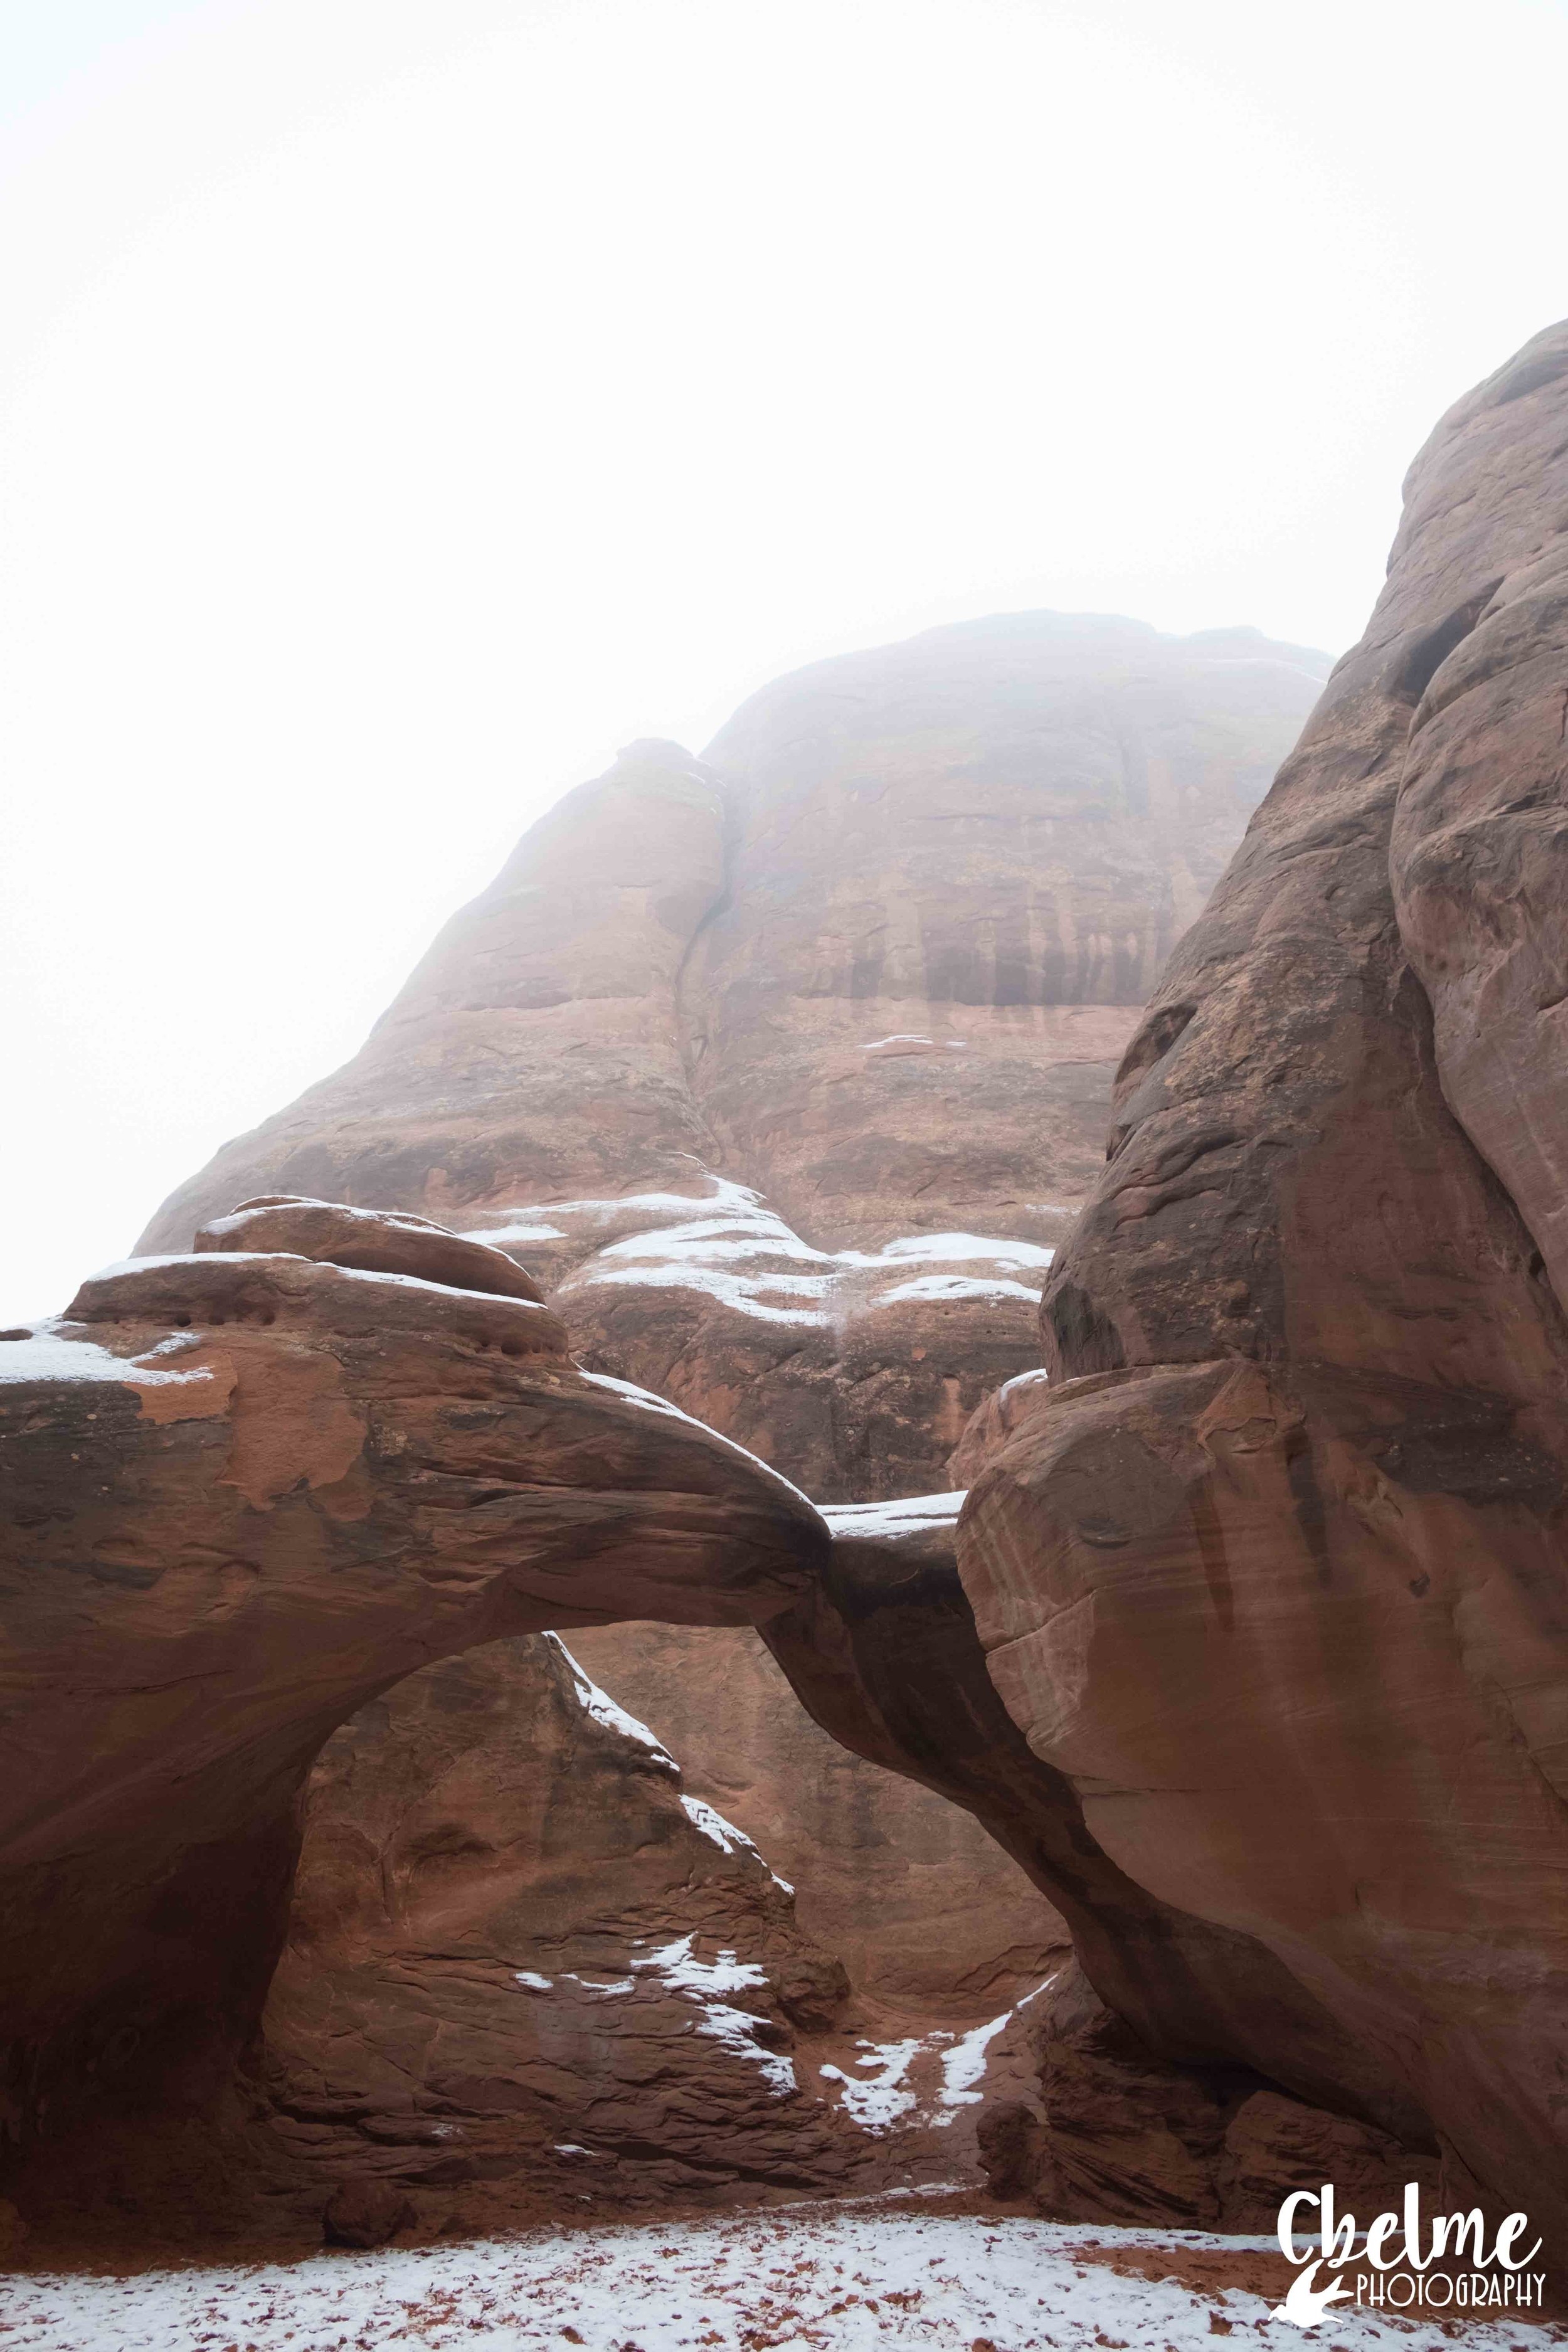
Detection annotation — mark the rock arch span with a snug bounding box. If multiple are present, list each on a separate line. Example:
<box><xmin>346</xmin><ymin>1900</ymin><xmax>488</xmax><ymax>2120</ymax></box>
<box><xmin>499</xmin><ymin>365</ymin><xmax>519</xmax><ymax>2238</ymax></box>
<box><xmin>1</xmin><ymin>1195</ymin><xmax>1402</xmax><ymax>2232</ymax></box>
<box><xmin>0</xmin><ymin>1198</ymin><xmax>824</xmax><ymax>2153</ymax></box>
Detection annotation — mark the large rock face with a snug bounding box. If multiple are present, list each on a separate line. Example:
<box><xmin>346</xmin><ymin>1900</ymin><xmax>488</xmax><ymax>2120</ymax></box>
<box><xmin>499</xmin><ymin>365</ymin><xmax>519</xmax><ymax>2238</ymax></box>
<box><xmin>758</xmin><ymin>1491</ymin><xmax>1415</xmax><ymax>2143</ymax></box>
<box><xmin>130</xmin><ymin>613</ymin><xmax>1326</xmax><ymax>2023</ymax></box>
<box><xmin>684</xmin><ymin>615</ymin><xmax>1329</xmax><ymax>1254</ymax></box>
<box><xmin>260</xmin><ymin>1634</ymin><xmax>881</xmax><ymax>2233</ymax></box>
<box><xmin>959</xmin><ymin>321</ymin><xmax>1568</xmax><ymax>2243</ymax></box>
<box><xmin>565</xmin><ymin>1608</ymin><xmax>1063</xmax><ymax>2015</ymax></box>
<box><xmin>138</xmin><ymin>613</ymin><xmax>1328</xmax><ymax>1495</ymax></box>
<box><xmin>975</xmin><ymin>1957</ymin><xmax>1438</xmax><ymax>2232</ymax></box>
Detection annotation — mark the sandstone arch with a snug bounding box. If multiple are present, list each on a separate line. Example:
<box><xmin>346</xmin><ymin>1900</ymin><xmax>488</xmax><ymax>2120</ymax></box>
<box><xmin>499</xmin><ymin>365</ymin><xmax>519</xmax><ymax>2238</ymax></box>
<box><xmin>0</xmin><ymin>1199</ymin><xmax>826</xmax><ymax>2159</ymax></box>
<box><xmin>3</xmin><ymin>1192</ymin><xmax>1441</xmax><ymax>2254</ymax></box>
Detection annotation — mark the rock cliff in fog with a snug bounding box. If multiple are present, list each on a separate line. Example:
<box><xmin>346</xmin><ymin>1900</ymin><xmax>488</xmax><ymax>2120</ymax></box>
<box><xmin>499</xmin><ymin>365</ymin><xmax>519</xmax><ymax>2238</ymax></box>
<box><xmin>15</xmin><ymin>336</ymin><xmax>1568</xmax><ymax>2262</ymax></box>
<box><xmin>130</xmin><ymin>614</ymin><xmax>1323</xmax><ymax>2030</ymax></box>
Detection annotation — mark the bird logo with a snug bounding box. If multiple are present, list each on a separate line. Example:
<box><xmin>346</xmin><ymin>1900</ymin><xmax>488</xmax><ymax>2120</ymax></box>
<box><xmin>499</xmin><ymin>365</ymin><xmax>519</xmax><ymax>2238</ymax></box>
<box><xmin>1271</xmin><ymin>2259</ymin><xmax>1353</xmax><ymax>2329</ymax></box>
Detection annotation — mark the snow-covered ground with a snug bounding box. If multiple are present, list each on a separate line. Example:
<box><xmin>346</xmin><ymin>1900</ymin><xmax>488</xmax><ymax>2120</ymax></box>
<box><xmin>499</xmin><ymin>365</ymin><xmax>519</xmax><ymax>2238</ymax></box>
<box><xmin>6</xmin><ymin>2199</ymin><xmax>1562</xmax><ymax>2352</ymax></box>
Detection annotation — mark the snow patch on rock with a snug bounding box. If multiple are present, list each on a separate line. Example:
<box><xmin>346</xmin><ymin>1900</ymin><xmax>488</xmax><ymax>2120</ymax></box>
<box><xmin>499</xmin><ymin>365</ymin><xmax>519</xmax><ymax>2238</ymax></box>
<box><xmin>677</xmin><ymin>1793</ymin><xmax>799</xmax><ymax>1893</ymax></box>
<box><xmin>875</xmin><ymin>1273</ymin><xmax>1043</xmax><ymax>1307</ymax></box>
<box><xmin>938</xmin><ymin>2010</ymin><xmax>1012</xmax><ymax>2109</ymax></box>
<box><xmin>474</xmin><ymin>1173</ymin><xmax>1056</xmax><ymax>1335</ymax></box>
<box><xmin>0</xmin><ymin>1323</ymin><xmax>216</xmax><ymax>1390</ymax></box>
<box><xmin>855</xmin><ymin>1231</ymin><xmax>1054</xmax><ymax>1269</ymax></box>
<box><xmin>822</xmin><ymin>1491</ymin><xmax>965</xmax><ymax>1541</ymax></box>
<box><xmin>820</xmin><ymin>2037</ymin><xmax>926</xmax><ymax>2130</ymax></box>
<box><xmin>820</xmin><ymin>1978</ymin><xmax>1045</xmax><ymax>2134</ymax></box>
<box><xmin>549</xmin><ymin>1636</ymin><xmax>681</xmax><ymax>1774</ymax></box>
<box><xmin>633</xmin><ymin>1935</ymin><xmax>795</xmax><ymax>2097</ymax></box>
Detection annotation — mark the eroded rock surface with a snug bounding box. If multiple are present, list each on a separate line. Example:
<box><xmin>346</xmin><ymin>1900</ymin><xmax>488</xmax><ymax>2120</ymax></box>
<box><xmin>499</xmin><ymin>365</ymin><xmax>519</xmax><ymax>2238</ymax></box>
<box><xmin>683</xmin><ymin>615</ymin><xmax>1328</xmax><ymax>1256</ymax></box>
<box><xmin>4</xmin><ymin>1201</ymin><xmax>1424</xmax><ymax>2253</ymax></box>
<box><xmin>976</xmin><ymin>1961</ymin><xmax>1438</xmax><ymax>2232</ymax></box>
<box><xmin>128</xmin><ymin>615</ymin><xmax>1324</xmax><ymax>2025</ymax></box>
<box><xmin>138</xmin><ymin>615</ymin><xmax>1328</xmax><ymax>1501</ymax></box>
<box><xmin>260</xmin><ymin>1634</ymin><xmax>884</xmax><ymax>2235</ymax></box>
<box><xmin>261</xmin><ymin>1630</ymin><xmax>1103</xmax><ymax>2243</ymax></box>
<box><xmin>0</xmin><ymin>1287</ymin><xmax>1072</xmax><ymax>2255</ymax></box>
<box><xmin>0</xmin><ymin>1200</ymin><xmax>825</xmax><ymax>2185</ymax></box>
<box><xmin>568</xmin><ymin>1611</ymin><xmax>1064</xmax><ymax>2016</ymax></box>
<box><xmin>960</xmin><ymin>320</ymin><xmax>1568</xmax><ymax>2240</ymax></box>
<box><xmin>763</xmin><ymin>1489</ymin><xmax>1412</xmax><ymax>2146</ymax></box>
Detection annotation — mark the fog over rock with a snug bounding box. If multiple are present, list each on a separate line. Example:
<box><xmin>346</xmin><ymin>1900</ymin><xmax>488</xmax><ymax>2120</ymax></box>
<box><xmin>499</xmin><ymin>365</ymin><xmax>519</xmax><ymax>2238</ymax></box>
<box><xmin>14</xmin><ymin>313</ymin><xmax>1568</xmax><ymax>2253</ymax></box>
<box><xmin>131</xmin><ymin>612</ymin><xmax>1324</xmax><ymax>2032</ymax></box>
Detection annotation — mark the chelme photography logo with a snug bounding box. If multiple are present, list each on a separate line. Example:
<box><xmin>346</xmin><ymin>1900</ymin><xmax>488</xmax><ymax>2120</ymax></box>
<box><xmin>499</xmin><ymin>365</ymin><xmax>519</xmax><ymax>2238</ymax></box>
<box><xmin>1272</xmin><ymin>2184</ymin><xmax>1547</xmax><ymax>2329</ymax></box>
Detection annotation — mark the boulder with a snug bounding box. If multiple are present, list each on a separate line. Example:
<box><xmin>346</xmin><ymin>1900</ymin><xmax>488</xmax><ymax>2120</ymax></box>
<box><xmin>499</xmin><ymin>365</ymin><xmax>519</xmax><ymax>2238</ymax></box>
<box><xmin>972</xmin><ymin>1960</ymin><xmax>1437</xmax><ymax>2231</ymax></box>
<box><xmin>322</xmin><ymin>2179</ymin><xmax>415</xmax><ymax>2249</ymax></box>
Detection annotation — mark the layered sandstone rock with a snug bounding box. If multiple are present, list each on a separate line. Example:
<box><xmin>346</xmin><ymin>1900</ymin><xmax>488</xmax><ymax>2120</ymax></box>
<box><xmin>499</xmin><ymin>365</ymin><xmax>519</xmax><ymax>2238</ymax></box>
<box><xmin>261</xmin><ymin>1629</ymin><xmax>1088</xmax><ymax>2242</ymax></box>
<box><xmin>976</xmin><ymin>1960</ymin><xmax>1438</xmax><ymax>2231</ymax></box>
<box><xmin>959</xmin><ymin>320</ymin><xmax>1568</xmax><ymax>2242</ymax></box>
<box><xmin>130</xmin><ymin>614</ymin><xmax>1325</xmax><ymax>2020</ymax></box>
<box><xmin>138</xmin><ymin>613</ymin><xmax>1327</xmax><ymax>1498</ymax></box>
<box><xmin>568</xmin><ymin>1610</ymin><xmax>1065</xmax><ymax>2016</ymax></box>
<box><xmin>684</xmin><ymin>615</ymin><xmax>1330</xmax><ymax>1254</ymax></box>
<box><xmin>0</xmin><ymin>1199</ymin><xmax>825</xmax><ymax>2196</ymax></box>
<box><xmin>260</xmin><ymin>1633</ymin><xmax>877</xmax><ymax>2234</ymax></box>
<box><xmin>6</xmin><ymin>1237</ymin><xmax>1426</xmax><ymax>2250</ymax></box>
<box><xmin>575</xmin><ymin>1490</ymin><xmax>1072</xmax><ymax>2023</ymax></box>
<box><xmin>761</xmin><ymin>1490</ymin><xmax>1414</xmax><ymax>2141</ymax></box>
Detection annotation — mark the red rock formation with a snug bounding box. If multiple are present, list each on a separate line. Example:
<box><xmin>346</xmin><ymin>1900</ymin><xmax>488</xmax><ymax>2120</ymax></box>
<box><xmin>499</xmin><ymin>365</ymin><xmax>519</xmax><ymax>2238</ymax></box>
<box><xmin>959</xmin><ymin>321</ymin><xmax>1568</xmax><ymax>2244</ymax></box>
<box><xmin>262</xmin><ymin>1625</ymin><xmax>1136</xmax><ymax>2250</ymax></box>
<box><xmin>684</xmin><ymin>615</ymin><xmax>1329</xmax><ymax>1255</ymax></box>
<box><xmin>257</xmin><ymin>1594</ymin><xmax>1434</xmax><ymax>2247</ymax></box>
<box><xmin>976</xmin><ymin>1961</ymin><xmax>1438</xmax><ymax>2231</ymax></box>
<box><xmin>0</xmin><ymin>1200</ymin><xmax>825</xmax><ymax>2190</ymax></box>
<box><xmin>1</xmin><ymin>1188</ymin><xmax>1457</xmax><ymax>2249</ymax></box>
<box><xmin>137</xmin><ymin>615</ymin><xmax>1327</xmax><ymax>1501</ymax></box>
<box><xmin>574</xmin><ymin>1503</ymin><xmax>1072</xmax><ymax>2027</ymax></box>
<box><xmin>568</xmin><ymin>1608</ymin><xmax>1066</xmax><ymax>2015</ymax></box>
<box><xmin>762</xmin><ymin>1489</ymin><xmax>1419</xmax><ymax>2145</ymax></box>
<box><xmin>260</xmin><ymin>1633</ymin><xmax>879</xmax><ymax>2237</ymax></box>
<box><xmin>14</xmin><ymin>329</ymin><xmax>1568</xmax><ymax>2249</ymax></box>
<box><xmin>129</xmin><ymin>614</ymin><xmax>1324</xmax><ymax>2023</ymax></box>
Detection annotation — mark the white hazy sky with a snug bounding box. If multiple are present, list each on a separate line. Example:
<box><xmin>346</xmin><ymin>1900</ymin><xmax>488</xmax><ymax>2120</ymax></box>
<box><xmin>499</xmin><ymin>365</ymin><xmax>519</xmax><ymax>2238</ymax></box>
<box><xmin>2</xmin><ymin>0</ymin><xmax>1565</xmax><ymax>1321</ymax></box>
